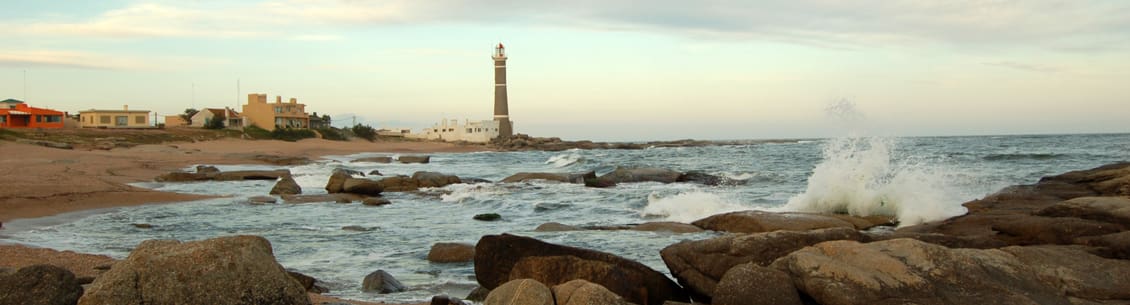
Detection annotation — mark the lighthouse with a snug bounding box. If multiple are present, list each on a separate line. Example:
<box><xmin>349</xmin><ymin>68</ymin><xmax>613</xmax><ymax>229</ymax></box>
<box><xmin>493</xmin><ymin>43</ymin><xmax>513</xmax><ymax>138</ymax></box>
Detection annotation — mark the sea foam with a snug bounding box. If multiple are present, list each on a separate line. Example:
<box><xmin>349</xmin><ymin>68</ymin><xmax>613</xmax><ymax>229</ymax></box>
<box><xmin>641</xmin><ymin>192</ymin><xmax>750</xmax><ymax>223</ymax></box>
<box><xmin>784</xmin><ymin>137</ymin><xmax>966</xmax><ymax>227</ymax></box>
<box><xmin>545</xmin><ymin>151</ymin><xmax>584</xmax><ymax>168</ymax></box>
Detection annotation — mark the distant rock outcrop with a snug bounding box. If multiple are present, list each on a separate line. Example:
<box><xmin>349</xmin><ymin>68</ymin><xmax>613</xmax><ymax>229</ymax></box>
<box><xmin>270</xmin><ymin>176</ymin><xmax>302</xmax><ymax>195</ymax></box>
<box><xmin>156</xmin><ymin>166</ymin><xmax>291</xmax><ymax>182</ymax></box>
<box><xmin>501</xmin><ymin>171</ymin><xmax>596</xmax><ymax>184</ymax></box>
<box><xmin>77</xmin><ymin>235</ymin><xmax>310</xmax><ymax>305</ymax></box>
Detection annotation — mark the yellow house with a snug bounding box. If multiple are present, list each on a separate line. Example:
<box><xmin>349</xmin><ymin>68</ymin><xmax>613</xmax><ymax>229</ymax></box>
<box><xmin>79</xmin><ymin>105</ymin><xmax>152</xmax><ymax>128</ymax></box>
<box><xmin>164</xmin><ymin>115</ymin><xmax>188</xmax><ymax>127</ymax></box>
<box><xmin>241</xmin><ymin>94</ymin><xmax>309</xmax><ymax>131</ymax></box>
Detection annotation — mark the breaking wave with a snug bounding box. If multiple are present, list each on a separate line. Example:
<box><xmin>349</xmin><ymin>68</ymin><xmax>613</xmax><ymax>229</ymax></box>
<box><xmin>545</xmin><ymin>151</ymin><xmax>584</xmax><ymax>168</ymax></box>
<box><xmin>640</xmin><ymin>192</ymin><xmax>750</xmax><ymax>223</ymax></box>
<box><xmin>784</xmin><ymin>137</ymin><xmax>967</xmax><ymax>227</ymax></box>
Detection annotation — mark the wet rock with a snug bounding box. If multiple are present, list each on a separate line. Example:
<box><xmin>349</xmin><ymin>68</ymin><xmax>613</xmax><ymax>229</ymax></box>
<box><xmin>343</xmin><ymin>178</ymin><xmax>384</xmax><ymax>196</ymax></box>
<box><xmin>867</xmin><ymin>231</ymin><xmax>1008</xmax><ymax>249</ymax></box>
<box><xmin>0</xmin><ymin>264</ymin><xmax>83</xmax><ymax>305</ymax></box>
<box><xmin>677</xmin><ymin>171</ymin><xmax>746</xmax><ymax>186</ymax></box>
<box><xmin>77</xmin><ymin>235</ymin><xmax>309</xmax><ymax>305</ymax></box>
<box><xmin>465</xmin><ymin>286</ymin><xmax>490</xmax><ymax>302</ymax></box>
<box><xmin>552</xmin><ymin>279</ymin><xmax>631</xmax><ymax>305</ymax></box>
<box><xmin>660</xmin><ymin>227</ymin><xmax>862</xmax><ymax>302</ymax></box>
<box><xmin>332</xmin><ymin>168</ymin><xmax>366</xmax><ymax>177</ymax></box>
<box><xmin>599</xmin><ymin>167</ymin><xmax>682</xmax><ymax>184</ymax></box>
<box><xmin>156</xmin><ymin>169</ymin><xmax>291</xmax><ymax>182</ymax></box>
<box><xmin>501</xmin><ymin>171</ymin><xmax>596</xmax><ymax>184</ymax></box>
<box><xmin>270</xmin><ymin>176</ymin><xmax>302</xmax><ymax>195</ymax></box>
<box><xmin>460</xmin><ymin>177</ymin><xmax>491</xmax><ymax>184</ymax></box>
<box><xmin>484</xmin><ymin>279</ymin><xmax>553</xmax><ymax>305</ymax></box>
<box><xmin>131</xmin><ymin>223</ymin><xmax>153</xmax><ymax>229</ymax></box>
<box><xmin>412</xmin><ymin>171</ymin><xmax>462</xmax><ymax>188</ymax></box>
<box><xmin>712</xmin><ymin>263</ymin><xmax>802</xmax><ymax>305</ymax></box>
<box><xmin>195</xmin><ymin>165</ymin><xmax>220</xmax><ymax>174</ymax></box>
<box><xmin>769</xmin><ymin>238</ymin><xmax>1130</xmax><ymax>305</ymax></box>
<box><xmin>368</xmin><ymin>170</ymin><xmax>383</xmax><ymax>176</ymax></box>
<box><xmin>253</xmin><ymin>154</ymin><xmax>310</xmax><ymax>166</ymax></box>
<box><xmin>398</xmin><ymin>155</ymin><xmax>431</xmax><ymax>164</ymax></box>
<box><xmin>473</xmin><ymin>213</ymin><xmax>501</xmax><ymax>221</ymax></box>
<box><xmin>428</xmin><ymin>242</ymin><xmax>475</xmax><ymax>263</ymax></box>
<box><xmin>990</xmin><ymin>215</ymin><xmax>1121</xmax><ymax>245</ymax></box>
<box><xmin>534</xmin><ymin>222</ymin><xmax>580</xmax><ymax>232</ymax></box>
<box><xmin>361</xmin><ymin>270</ymin><xmax>405</xmax><ymax>294</ymax></box>
<box><xmin>431</xmin><ymin>294</ymin><xmax>465</xmax><ymax>305</ymax></box>
<box><xmin>355</xmin><ymin>156</ymin><xmax>392</xmax><ymax>163</ymax></box>
<box><xmin>362</xmin><ymin>197</ymin><xmax>391</xmax><ymax>206</ymax></box>
<box><xmin>281</xmin><ymin>194</ymin><xmax>363</xmax><ymax>204</ymax></box>
<box><xmin>632</xmin><ymin>221</ymin><xmax>704</xmax><ymax>233</ymax></box>
<box><xmin>583</xmin><ymin>177</ymin><xmax>618</xmax><ymax>188</ymax></box>
<box><xmin>373</xmin><ymin>176</ymin><xmax>419</xmax><ymax>192</ymax></box>
<box><xmin>288</xmin><ymin>270</ymin><xmax>329</xmax><ymax>294</ymax></box>
<box><xmin>475</xmin><ymin>234</ymin><xmax>689</xmax><ymax>305</ymax></box>
<box><xmin>247</xmin><ymin>196</ymin><xmax>278</xmax><ymax>204</ymax></box>
<box><xmin>692</xmin><ymin>210</ymin><xmax>858</xmax><ymax>233</ymax></box>
<box><xmin>324</xmin><ymin>170</ymin><xmax>352</xmax><ymax>193</ymax></box>
<box><xmin>1035</xmin><ymin>196</ymin><xmax>1130</xmax><ymax>226</ymax></box>
<box><xmin>341</xmin><ymin>225</ymin><xmax>375</xmax><ymax>232</ymax></box>
<box><xmin>1078</xmin><ymin>231</ymin><xmax>1130</xmax><ymax>259</ymax></box>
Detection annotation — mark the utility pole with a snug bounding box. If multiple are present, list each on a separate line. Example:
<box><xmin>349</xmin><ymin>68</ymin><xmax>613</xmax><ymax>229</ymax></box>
<box><xmin>23</xmin><ymin>70</ymin><xmax>27</xmax><ymax>101</ymax></box>
<box><xmin>191</xmin><ymin>83</ymin><xmax>196</xmax><ymax>109</ymax></box>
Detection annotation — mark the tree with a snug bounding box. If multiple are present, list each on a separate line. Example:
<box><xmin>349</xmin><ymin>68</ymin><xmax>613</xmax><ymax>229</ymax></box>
<box><xmin>204</xmin><ymin>115</ymin><xmax>226</xmax><ymax>129</ymax></box>
<box><xmin>181</xmin><ymin>108</ymin><xmax>199</xmax><ymax>124</ymax></box>
<box><xmin>352</xmin><ymin>124</ymin><xmax>377</xmax><ymax>142</ymax></box>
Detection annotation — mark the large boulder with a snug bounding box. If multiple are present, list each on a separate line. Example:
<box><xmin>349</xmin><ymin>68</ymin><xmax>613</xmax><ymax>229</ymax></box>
<box><xmin>428</xmin><ymin>243</ymin><xmax>475</xmax><ymax>263</ymax></box>
<box><xmin>632</xmin><ymin>221</ymin><xmax>704</xmax><ymax>233</ymax></box>
<box><xmin>270</xmin><ymin>176</ymin><xmax>302</xmax><ymax>195</ymax></box>
<box><xmin>412</xmin><ymin>171</ymin><xmax>461</xmax><ymax>188</ymax></box>
<box><xmin>771</xmin><ymin>238</ymin><xmax>1130</xmax><ymax>305</ymax></box>
<box><xmin>475</xmin><ymin>234</ymin><xmax>688</xmax><ymax>305</ymax></box>
<box><xmin>1035</xmin><ymin>196</ymin><xmax>1130</xmax><ymax>226</ymax></box>
<box><xmin>78</xmin><ymin>235</ymin><xmax>310</xmax><ymax>305</ymax></box>
<box><xmin>599</xmin><ymin>167</ymin><xmax>682</xmax><ymax>184</ymax></box>
<box><xmin>342</xmin><ymin>178</ymin><xmax>384</xmax><ymax>196</ymax></box>
<box><xmin>354</xmin><ymin>156</ymin><xmax>392</xmax><ymax>163</ymax></box>
<box><xmin>552</xmin><ymin>279</ymin><xmax>631</xmax><ymax>305</ymax></box>
<box><xmin>660</xmin><ymin>227</ymin><xmax>862</xmax><ymax>302</ymax></box>
<box><xmin>1078</xmin><ymin>231</ymin><xmax>1130</xmax><ymax>259</ymax></box>
<box><xmin>484</xmin><ymin>279</ymin><xmax>553</xmax><ymax>305</ymax></box>
<box><xmin>361</xmin><ymin>270</ymin><xmax>405</xmax><ymax>294</ymax></box>
<box><xmin>326</xmin><ymin>168</ymin><xmax>363</xmax><ymax>193</ymax></box>
<box><xmin>711</xmin><ymin>263</ymin><xmax>802</xmax><ymax>305</ymax></box>
<box><xmin>282</xmin><ymin>194</ymin><xmax>363</xmax><ymax>204</ymax></box>
<box><xmin>501</xmin><ymin>171</ymin><xmax>596</xmax><ymax>184</ymax></box>
<box><xmin>691</xmin><ymin>210</ymin><xmax>861</xmax><ymax>233</ymax></box>
<box><xmin>375</xmin><ymin>176</ymin><xmax>421</xmax><ymax>192</ymax></box>
<box><xmin>0</xmin><ymin>264</ymin><xmax>84</xmax><ymax>305</ymax></box>
<box><xmin>677</xmin><ymin>171</ymin><xmax>746</xmax><ymax>186</ymax></box>
<box><xmin>156</xmin><ymin>169</ymin><xmax>291</xmax><ymax>182</ymax></box>
<box><xmin>253</xmin><ymin>154</ymin><xmax>310</xmax><ymax>166</ymax></box>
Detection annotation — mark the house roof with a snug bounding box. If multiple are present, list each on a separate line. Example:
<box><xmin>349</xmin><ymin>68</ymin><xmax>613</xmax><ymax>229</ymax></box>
<box><xmin>79</xmin><ymin>109</ymin><xmax>150</xmax><ymax>113</ymax></box>
<box><xmin>1</xmin><ymin>99</ymin><xmax>24</xmax><ymax>104</ymax></box>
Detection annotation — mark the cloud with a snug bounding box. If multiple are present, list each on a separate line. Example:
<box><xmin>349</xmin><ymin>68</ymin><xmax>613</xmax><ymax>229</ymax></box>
<box><xmin>983</xmin><ymin>61</ymin><xmax>1062</xmax><ymax>73</ymax></box>
<box><xmin>0</xmin><ymin>50</ymin><xmax>220</xmax><ymax>71</ymax></box>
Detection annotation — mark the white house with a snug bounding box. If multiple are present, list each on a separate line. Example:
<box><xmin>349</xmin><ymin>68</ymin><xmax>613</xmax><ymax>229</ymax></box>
<box><xmin>190</xmin><ymin>107</ymin><xmax>243</xmax><ymax>129</ymax></box>
<box><xmin>406</xmin><ymin>119</ymin><xmax>505</xmax><ymax>143</ymax></box>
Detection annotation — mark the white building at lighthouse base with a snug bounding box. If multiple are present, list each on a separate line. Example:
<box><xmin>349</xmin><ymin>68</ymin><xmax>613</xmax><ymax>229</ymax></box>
<box><xmin>404</xmin><ymin>118</ymin><xmax>512</xmax><ymax>143</ymax></box>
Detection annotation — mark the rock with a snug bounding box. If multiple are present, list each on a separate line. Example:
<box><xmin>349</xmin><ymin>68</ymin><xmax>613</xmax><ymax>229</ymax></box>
<box><xmin>552</xmin><ymin>279</ymin><xmax>631</xmax><ymax>305</ymax></box>
<box><xmin>660</xmin><ymin>227</ymin><xmax>862</xmax><ymax>302</ymax></box>
<box><xmin>270</xmin><ymin>176</ymin><xmax>302</xmax><ymax>195</ymax></box>
<box><xmin>677</xmin><ymin>171</ymin><xmax>746</xmax><ymax>186</ymax></box>
<box><xmin>157</xmin><ymin>169</ymin><xmax>291</xmax><ymax>182</ymax></box>
<box><xmin>332</xmin><ymin>168</ymin><xmax>366</xmax><ymax>177</ymax></box>
<box><xmin>501</xmin><ymin>171</ymin><xmax>596</xmax><ymax>184</ymax></box>
<box><xmin>399</xmin><ymin>155</ymin><xmax>431</xmax><ymax>164</ymax></box>
<box><xmin>368</xmin><ymin>170</ymin><xmax>383</xmax><ymax>176</ymax></box>
<box><xmin>343</xmin><ymin>178</ymin><xmax>384</xmax><ymax>196</ymax></box>
<box><xmin>771</xmin><ymin>238</ymin><xmax>1108</xmax><ymax>305</ymax></box>
<box><xmin>248</xmin><ymin>196</ymin><xmax>278</xmax><ymax>204</ymax></box>
<box><xmin>1035</xmin><ymin>196</ymin><xmax>1130</xmax><ymax>226</ymax></box>
<box><xmin>509</xmin><ymin>255</ymin><xmax>649</xmax><ymax>305</ymax></box>
<box><xmin>460</xmin><ymin>177</ymin><xmax>492</xmax><ymax>184</ymax></box>
<box><xmin>431</xmin><ymin>294</ymin><xmax>465</xmax><ymax>305</ymax></box>
<box><xmin>867</xmin><ymin>231</ymin><xmax>1008</xmax><ymax>249</ymax></box>
<box><xmin>361</xmin><ymin>270</ymin><xmax>405</xmax><ymax>294</ymax></box>
<box><xmin>1000</xmin><ymin>245</ymin><xmax>1130</xmax><ymax>300</ymax></box>
<box><xmin>0</xmin><ymin>264</ymin><xmax>83</xmax><ymax>305</ymax></box>
<box><xmin>989</xmin><ymin>215</ymin><xmax>1121</xmax><ymax>245</ymax></box>
<box><xmin>325</xmin><ymin>169</ymin><xmax>355</xmax><ymax>193</ymax></box>
<box><xmin>131</xmin><ymin>223</ymin><xmax>153</xmax><ymax>229</ymax></box>
<box><xmin>362</xmin><ymin>197</ymin><xmax>391</xmax><ymax>206</ymax></box>
<box><xmin>583</xmin><ymin>177</ymin><xmax>618</xmax><ymax>188</ymax></box>
<box><xmin>288</xmin><ymin>271</ymin><xmax>329</xmax><ymax>294</ymax></box>
<box><xmin>692</xmin><ymin>210</ymin><xmax>858</xmax><ymax>233</ymax></box>
<box><xmin>632</xmin><ymin>221</ymin><xmax>704</xmax><ymax>233</ymax></box>
<box><xmin>375</xmin><ymin>176</ymin><xmax>421</xmax><ymax>192</ymax></box>
<box><xmin>281</xmin><ymin>194</ymin><xmax>363</xmax><ymax>204</ymax></box>
<box><xmin>77</xmin><ymin>235</ymin><xmax>309</xmax><ymax>305</ymax></box>
<box><xmin>473</xmin><ymin>213</ymin><xmax>501</xmax><ymax>221</ymax></box>
<box><xmin>253</xmin><ymin>154</ymin><xmax>310</xmax><ymax>165</ymax></box>
<box><xmin>412</xmin><ymin>171</ymin><xmax>462</xmax><ymax>188</ymax></box>
<box><xmin>484</xmin><ymin>279</ymin><xmax>553</xmax><ymax>305</ymax></box>
<box><xmin>535</xmin><ymin>222</ymin><xmax>580</xmax><ymax>232</ymax></box>
<box><xmin>428</xmin><ymin>242</ymin><xmax>475</xmax><ymax>263</ymax></box>
<box><xmin>599</xmin><ymin>167</ymin><xmax>682</xmax><ymax>184</ymax></box>
<box><xmin>342</xmin><ymin>225</ymin><xmax>375</xmax><ymax>232</ymax></box>
<box><xmin>195</xmin><ymin>165</ymin><xmax>220</xmax><ymax>173</ymax></box>
<box><xmin>1078</xmin><ymin>231</ymin><xmax>1130</xmax><ymax>259</ymax></box>
<box><xmin>465</xmin><ymin>286</ymin><xmax>490</xmax><ymax>302</ymax></box>
<box><xmin>712</xmin><ymin>263</ymin><xmax>802</xmax><ymax>305</ymax></box>
<box><xmin>355</xmin><ymin>156</ymin><xmax>393</xmax><ymax>163</ymax></box>
<box><xmin>475</xmin><ymin>234</ymin><xmax>689</xmax><ymax>305</ymax></box>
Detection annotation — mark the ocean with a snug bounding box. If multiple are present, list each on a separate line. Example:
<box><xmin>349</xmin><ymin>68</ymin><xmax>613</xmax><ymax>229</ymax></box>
<box><xmin>2</xmin><ymin>133</ymin><xmax>1128</xmax><ymax>303</ymax></box>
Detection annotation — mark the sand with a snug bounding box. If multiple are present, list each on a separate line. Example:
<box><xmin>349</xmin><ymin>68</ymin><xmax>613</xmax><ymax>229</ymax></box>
<box><xmin>0</xmin><ymin>137</ymin><xmax>485</xmax><ymax>305</ymax></box>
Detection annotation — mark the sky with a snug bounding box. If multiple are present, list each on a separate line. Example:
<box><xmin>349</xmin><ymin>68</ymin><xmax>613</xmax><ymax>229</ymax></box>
<box><xmin>1</xmin><ymin>0</ymin><xmax>1128</xmax><ymax>141</ymax></box>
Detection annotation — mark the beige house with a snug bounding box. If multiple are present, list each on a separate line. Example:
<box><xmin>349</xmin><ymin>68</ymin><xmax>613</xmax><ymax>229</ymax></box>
<box><xmin>79</xmin><ymin>105</ymin><xmax>152</xmax><ymax>128</ymax></box>
<box><xmin>164</xmin><ymin>115</ymin><xmax>188</xmax><ymax>127</ymax></box>
<box><xmin>190</xmin><ymin>107</ymin><xmax>243</xmax><ymax>129</ymax></box>
<box><xmin>241</xmin><ymin>94</ymin><xmax>309</xmax><ymax>131</ymax></box>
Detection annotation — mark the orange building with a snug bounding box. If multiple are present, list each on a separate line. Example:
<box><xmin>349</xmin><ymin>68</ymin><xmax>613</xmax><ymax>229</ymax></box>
<box><xmin>0</xmin><ymin>99</ymin><xmax>65</xmax><ymax>129</ymax></box>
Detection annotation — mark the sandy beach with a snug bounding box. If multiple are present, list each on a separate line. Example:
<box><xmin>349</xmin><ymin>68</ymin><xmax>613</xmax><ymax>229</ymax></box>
<box><xmin>0</xmin><ymin>137</ymin><xmax>486</xmax><ymax>305</ymax></box>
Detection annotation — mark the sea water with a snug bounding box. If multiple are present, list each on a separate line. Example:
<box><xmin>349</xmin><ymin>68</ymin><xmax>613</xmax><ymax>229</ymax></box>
<box><xmin>2</xmin><ymin>133</ymin><xmax>1128</xmax><ymax>302</ymax></box>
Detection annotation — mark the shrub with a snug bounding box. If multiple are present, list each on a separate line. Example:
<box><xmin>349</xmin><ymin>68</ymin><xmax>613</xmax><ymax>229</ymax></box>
<box><xmin>316</xmin><ymin>127</ymin><xmax>347</xmax><ymax>141</ymax></box>
<box><xmin>204</xmin><ymin>117</ymin><xmax>225</xmax><ymax>130</ymax></box>
<box><xmin>270</xmin><ymin>128</ymin><xmax>316</xmax><ymax>142</ymax></box>
<box><xmin>351</xmin><ymin>124</ymin><xmax>377</xmax><ymax>142</ymax></box>
<box><xmin>243</xmin><ymin>125</ymin><xmax>272</xmax><ymax>140</ymax></box>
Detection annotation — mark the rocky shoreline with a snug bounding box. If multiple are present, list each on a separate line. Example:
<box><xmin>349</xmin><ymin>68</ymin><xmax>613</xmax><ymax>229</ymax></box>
<box><xmin>4</xmin><ymin>162</ymin><xmax>1129</xmax><ymax>305</ymax></box>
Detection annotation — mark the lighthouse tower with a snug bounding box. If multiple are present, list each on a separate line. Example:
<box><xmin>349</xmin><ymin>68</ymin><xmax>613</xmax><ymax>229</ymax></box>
<box><xmin>492</xmin><ymin>43</ymin><xmax>513</xmax><ymax>138</ymax></box>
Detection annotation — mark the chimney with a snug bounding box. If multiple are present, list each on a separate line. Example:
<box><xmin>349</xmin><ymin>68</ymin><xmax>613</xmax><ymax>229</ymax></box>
<box><xmin>289</xmin><ymin>98</ymin><xmax>297</xmax><ymax>104</ymax></box>
<box><xmin>276</xmin><ymin>96</ymin><xmax>282</xmax><ymax>103</ymax></box>
<box><xmin>123</xmin><ymin>105</ymin><xmax>128</xmax><ymax>111</ymax></box>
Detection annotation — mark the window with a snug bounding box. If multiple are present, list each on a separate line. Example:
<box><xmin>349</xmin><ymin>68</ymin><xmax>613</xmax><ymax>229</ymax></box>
<box><xmin>0</xmin><ymin>116</ymin><xmax>6</xmax><ymax>123</ymax></box>
<box><xmin>45</xmin><ymin>115</ymin><xmax>62</xmax><ymax>123</ymax></box>
<box><xmin>274</xmin><ymin>107</ymin><xmax>282</xmax><ymax>113</ymax></box>
<box><xmin>135</xmin><ymin>116</ymin><xmax>146</xmax><ymax>124</ymax></box>
<box><xmin>115</xmin><ymin>116</ymin><xmax>128</xmax><ymax>126</ymax></box>
<box><xmin>100</xmin><ymin>116</ymin><xmax>111</xmax><ymax>124</ymax></box>
<box><xmin>467</xmin><ymin>128</ymin><xmax>473</xmax><ymax>133</ymax></box>
<box><xmin>36</xmin><ymin>115</ymin><xmax>42</xmax><ymax>122</ymax></box>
